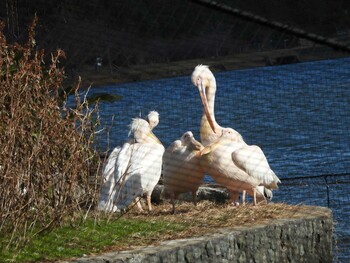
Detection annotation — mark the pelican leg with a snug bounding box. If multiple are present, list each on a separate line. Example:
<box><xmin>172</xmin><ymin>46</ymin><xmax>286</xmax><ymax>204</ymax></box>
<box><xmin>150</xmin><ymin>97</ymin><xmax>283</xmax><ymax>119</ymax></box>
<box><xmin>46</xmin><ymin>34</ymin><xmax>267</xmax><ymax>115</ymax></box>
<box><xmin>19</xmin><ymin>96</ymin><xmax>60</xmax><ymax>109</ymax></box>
<box><xmin>146</xmin><ymin>194</ymin><xmax>153</xmax><ymax>212</ymax></box>
<box><xmin>135</xmin><ymin>197</ymin><xmax>144</xmax><ymax>212</ymax></box>
<box><xmin>242</xmin><ymin>190</ymin><xmax>246</xmax><ymax>205</ymax></box>
<box><xmin>253</xmin><ymin>189</ymin><xmax>257</xmax><ymax>206</ymax></box>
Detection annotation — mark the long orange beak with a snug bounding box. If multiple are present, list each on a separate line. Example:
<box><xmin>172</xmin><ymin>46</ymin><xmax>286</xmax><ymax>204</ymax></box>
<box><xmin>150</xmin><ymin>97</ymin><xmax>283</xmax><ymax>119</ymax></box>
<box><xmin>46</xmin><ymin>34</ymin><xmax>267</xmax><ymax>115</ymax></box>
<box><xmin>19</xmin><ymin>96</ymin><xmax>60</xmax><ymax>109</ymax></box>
<box><xmin>197</xmin><ymin>78</ymin><xmax>216</xmax><ymax>134</ymax></box>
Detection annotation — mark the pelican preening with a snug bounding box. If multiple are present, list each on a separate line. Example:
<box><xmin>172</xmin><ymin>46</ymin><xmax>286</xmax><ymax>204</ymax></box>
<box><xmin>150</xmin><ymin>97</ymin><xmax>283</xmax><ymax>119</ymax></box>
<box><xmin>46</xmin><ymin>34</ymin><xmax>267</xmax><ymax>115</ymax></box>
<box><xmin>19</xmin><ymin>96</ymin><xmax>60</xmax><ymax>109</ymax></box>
<box><xmin>162</xmin><ymin>131</ymin><xmax>205</xmax><ymax>213</ymax></box>
<box><xmin>98</xmin><ymin>115</ymin><xmax>164</xmax><ymax>212</ymax></box>
<box><xmin>99</xmin><ymin>65</ymin><xmax>280</xmax><ymax>213</ymax></box>
<box><xmin>192</xmin><ymin>65</ymin><xmax>280</xmax><ymax>206</ymax></box>
<box><xmin>191</xmin><ymin>65</ymin><xmax>225</xmax><ymax>146</ymax></box>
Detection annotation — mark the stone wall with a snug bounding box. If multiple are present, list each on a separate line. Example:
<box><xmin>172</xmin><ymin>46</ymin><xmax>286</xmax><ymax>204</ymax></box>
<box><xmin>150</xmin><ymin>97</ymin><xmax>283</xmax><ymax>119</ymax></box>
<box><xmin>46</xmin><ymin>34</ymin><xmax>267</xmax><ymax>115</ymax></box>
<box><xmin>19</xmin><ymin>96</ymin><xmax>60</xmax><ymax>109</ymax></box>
<box><xmin>71</xmin><ymin>207</ymin><xmax>333</xmax><ymax>263</ymax></box>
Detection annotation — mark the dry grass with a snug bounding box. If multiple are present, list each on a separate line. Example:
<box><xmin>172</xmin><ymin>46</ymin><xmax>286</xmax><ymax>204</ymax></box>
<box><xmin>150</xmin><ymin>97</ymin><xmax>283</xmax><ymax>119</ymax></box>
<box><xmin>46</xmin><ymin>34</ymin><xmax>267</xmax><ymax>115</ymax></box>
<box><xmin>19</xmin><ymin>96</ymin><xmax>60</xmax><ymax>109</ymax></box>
<box><xmin>0</xmin><ymin>200</ymin><xmax>329</xmax><ymax>261</ymax></box>
<box><xmin>109</xmin><ymin>200</ymin><xmax>331</xmax><ymax>249</ymax></box>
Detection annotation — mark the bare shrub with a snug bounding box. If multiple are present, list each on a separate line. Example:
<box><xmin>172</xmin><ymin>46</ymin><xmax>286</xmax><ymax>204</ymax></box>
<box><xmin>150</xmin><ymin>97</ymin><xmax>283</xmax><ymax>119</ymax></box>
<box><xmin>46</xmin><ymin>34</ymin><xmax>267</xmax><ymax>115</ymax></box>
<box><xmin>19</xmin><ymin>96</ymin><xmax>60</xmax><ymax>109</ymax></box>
<box><xmin>0</xmin><ymin>17</ymin><xmax>101</xmax><ymax>246</ymax></box>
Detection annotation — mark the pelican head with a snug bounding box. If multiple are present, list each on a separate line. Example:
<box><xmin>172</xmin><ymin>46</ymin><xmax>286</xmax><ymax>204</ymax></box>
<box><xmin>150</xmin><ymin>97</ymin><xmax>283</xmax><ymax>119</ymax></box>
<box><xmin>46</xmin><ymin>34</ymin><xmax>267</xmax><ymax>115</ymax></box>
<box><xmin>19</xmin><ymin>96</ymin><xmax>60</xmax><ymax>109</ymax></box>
<box><xmin>146</xmin><ymin>111</ymin><xmax>159</xmax><ymax>130</ymax></box>
<box><xmin>181</xmin><ymin>131</ymin><xmax>203</xmax><ymax>151</ymax></box>
<box><xmin>129</xmin><ymin>118</ymin><xmax>161</xmax><ymax>144</ymax></box>
<box><xmin>180</xmin><ymin>131</ymin><xmax>194</xmax><ymax>144</ymax></box>
<box><xmin>191</xmin><ymin>65</ymin><xmax>215</xmax><ymax>88</ymax></box>
<box><xmin>221</xmin><ymin>128</ymin><xmax>243</xmax><ymax>142</ymax></box>
<box><xmin>199</xmin><ymin>127</ymin><xmax>241</xmax><ymax>156</ymax></box>
<box><xmin>191</xmin><ymin>65</ymin><xmax>217</xmax><ymax>134</ymax></box>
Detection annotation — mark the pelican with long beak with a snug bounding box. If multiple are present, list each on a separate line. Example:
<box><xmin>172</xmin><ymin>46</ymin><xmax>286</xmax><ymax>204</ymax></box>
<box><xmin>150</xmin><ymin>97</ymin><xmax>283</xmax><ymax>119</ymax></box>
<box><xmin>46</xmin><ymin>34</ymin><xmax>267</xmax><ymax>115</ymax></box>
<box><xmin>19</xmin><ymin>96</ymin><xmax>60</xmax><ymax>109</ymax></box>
<box><xmin>192</xmin><ymin>65</ymin><xmax>280</xmax><ymax>205</ymax></box>
<box><xmin>191</xmin><ymin>65</ymin><xmax>223</xmax><ymax>146</ymax></box>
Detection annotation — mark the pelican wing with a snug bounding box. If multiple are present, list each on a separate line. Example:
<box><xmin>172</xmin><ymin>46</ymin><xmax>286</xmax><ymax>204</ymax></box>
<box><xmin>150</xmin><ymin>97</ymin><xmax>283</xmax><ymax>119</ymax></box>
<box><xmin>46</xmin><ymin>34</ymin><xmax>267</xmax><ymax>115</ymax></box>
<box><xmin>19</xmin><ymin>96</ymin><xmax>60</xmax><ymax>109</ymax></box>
<box><xmin>102</xmin><ymin>146</ymin><xmax>121</xmax><ymax>182</ymax></box>
<box><xmin>231</xmin><ymin>145</ymin><xmax>280</xmax><ymax>189</ymax></box>
<box><xmin>163</xmin><ymin>140</ymin><xmax>182</xmax><ymax>168</ymax></box>
<box><xmin>162</xmin><ymin>142</ymin><xmax>205</xmax><ymax>200</ymax></box>
<box><xmin>116</xmin><ymin>143</ymin><xmax>164</xmax><ymax>209</ymax></box>
<box><xmin>98</xmin><ymin>143</ymin><xmax>131</xmax><ymax>212</ymax></box>
<box><xmin>114</xmin><ymin>142</ymin><xmax>133</xmax><ymax>185</ymax></box>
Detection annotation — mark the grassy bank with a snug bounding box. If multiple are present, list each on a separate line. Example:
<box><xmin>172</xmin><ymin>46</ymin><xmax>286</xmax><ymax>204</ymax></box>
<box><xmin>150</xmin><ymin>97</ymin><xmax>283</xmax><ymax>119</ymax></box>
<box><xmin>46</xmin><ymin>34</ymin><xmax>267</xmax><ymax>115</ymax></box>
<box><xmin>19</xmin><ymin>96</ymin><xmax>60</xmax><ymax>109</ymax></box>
<box><xmin>0</xmin><ymin>215</ymin><xmax>186</xmax><ymax>262</ymax></box>
<box><xmin>0</xmin><ymin>202</ymin><xmax>331</xmax><ymax>262</ymax></box>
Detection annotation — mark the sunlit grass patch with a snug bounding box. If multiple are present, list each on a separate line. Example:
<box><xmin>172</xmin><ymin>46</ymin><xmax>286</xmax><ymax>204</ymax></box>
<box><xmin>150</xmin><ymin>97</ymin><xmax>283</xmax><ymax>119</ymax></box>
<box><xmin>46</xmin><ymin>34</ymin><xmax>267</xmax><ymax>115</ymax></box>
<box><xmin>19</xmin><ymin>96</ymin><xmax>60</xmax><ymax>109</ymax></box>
<box><xmin>0</xmin><ymin>216</ymin><xmax>187</xmax><ymax>262</ymax></box>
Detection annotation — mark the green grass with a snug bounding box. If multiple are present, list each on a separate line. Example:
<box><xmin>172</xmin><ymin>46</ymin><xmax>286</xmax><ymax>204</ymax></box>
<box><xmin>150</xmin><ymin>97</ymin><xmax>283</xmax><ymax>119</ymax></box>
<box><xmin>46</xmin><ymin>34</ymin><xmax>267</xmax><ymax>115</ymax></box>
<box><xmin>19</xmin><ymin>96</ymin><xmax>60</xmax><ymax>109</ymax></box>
<box><xmin>0</xmin><ymin>216</ymin><xmax>187</xmax><ymax>262</ymax></box>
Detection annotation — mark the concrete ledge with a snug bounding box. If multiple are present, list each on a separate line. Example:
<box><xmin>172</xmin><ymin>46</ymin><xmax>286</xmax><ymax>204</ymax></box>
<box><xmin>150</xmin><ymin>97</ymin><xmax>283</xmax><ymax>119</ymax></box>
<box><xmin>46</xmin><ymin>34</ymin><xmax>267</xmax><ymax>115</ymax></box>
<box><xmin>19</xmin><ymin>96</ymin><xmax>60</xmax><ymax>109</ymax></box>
<box><xmin>72</xmin><ymin>207</ymin><xmax>333</xmax><ymax>263</ymax></box>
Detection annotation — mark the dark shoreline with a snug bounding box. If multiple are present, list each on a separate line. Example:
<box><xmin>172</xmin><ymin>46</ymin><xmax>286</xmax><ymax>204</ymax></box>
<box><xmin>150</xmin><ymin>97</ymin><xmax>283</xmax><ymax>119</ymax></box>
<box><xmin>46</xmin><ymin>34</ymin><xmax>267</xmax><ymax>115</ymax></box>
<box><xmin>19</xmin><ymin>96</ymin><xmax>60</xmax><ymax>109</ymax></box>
<box><xmin>70</xmin><ymin>46</ymin><xmax>346</xmax><ymax>89</ymax></box>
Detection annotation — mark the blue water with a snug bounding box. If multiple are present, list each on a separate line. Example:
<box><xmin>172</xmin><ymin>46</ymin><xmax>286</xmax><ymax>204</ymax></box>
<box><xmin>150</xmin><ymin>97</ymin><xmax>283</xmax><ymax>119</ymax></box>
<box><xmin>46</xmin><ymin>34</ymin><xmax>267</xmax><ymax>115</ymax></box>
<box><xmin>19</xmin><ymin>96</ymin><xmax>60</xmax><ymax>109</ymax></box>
<box><xmin>70</xmin><ymin>57</ymin><xmax>350</xmax><ymax>261</ymax></box>
<box><xmin>85</xmin><ymin>58</ymin><xmax>350</xmax><ymax>178</ymax></box>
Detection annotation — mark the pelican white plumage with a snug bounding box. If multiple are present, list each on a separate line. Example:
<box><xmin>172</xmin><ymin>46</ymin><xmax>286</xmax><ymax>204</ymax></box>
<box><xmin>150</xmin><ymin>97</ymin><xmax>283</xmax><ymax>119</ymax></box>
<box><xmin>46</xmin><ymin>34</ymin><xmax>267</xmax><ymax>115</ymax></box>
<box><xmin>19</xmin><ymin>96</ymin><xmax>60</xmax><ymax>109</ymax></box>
<box><xmin>200</xmin><ymin>128</ymin><xmax>279</xmax><ymax>205</ymax></box>
<box><xmin>221</xmin><ymin>127</ymin><xmax>279</xmax><ymax>203</ymax></box>
<box><xmin>101</xmin><ymin>110</ymin><xmax>159</xmax><ymax>183</ymax></box>
<box><xmin>162</xmin><ymin>131</ymin><xmax>205</xmax><ymax>213</ymax></box>
<box><xmin>98</xmin><ymin>146</ymin><xmax>123</xmax><ymax>212</ymax></box>
<box><xmin>99</xmin><ymin>110</ymin><xmax>160</xmax><ymax>211</ymax></box>
<box><xmin>98</xmin><ymin>117</ymin><xmax>164</xmax><ymax>212</ymax></box>
<box><xmin>191</xmin><ymin>65</ymin><xmax>280</xmax><ymax>205</ymax></box>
